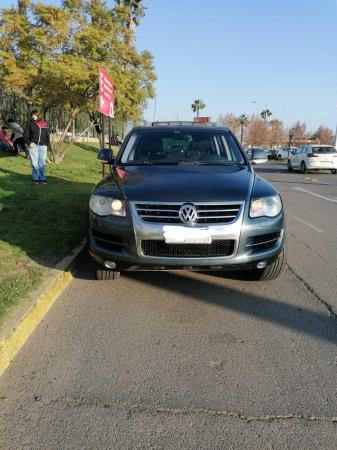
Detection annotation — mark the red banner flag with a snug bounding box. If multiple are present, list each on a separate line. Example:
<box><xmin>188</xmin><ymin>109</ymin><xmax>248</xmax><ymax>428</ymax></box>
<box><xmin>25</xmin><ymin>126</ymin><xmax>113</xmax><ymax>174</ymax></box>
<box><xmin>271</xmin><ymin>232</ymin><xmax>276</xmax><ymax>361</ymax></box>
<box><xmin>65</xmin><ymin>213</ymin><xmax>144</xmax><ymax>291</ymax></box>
<box><xmin>99</xmin><ymin>66</ymin><xmax>114</xmax><ymax>117</ymax></box>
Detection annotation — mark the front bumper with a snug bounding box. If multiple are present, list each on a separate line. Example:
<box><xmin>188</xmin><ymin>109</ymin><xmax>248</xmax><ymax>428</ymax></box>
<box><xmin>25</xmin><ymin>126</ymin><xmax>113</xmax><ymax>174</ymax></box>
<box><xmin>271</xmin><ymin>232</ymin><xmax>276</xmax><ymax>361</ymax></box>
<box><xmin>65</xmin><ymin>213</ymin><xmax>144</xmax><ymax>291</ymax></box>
<box><xmin>89</xmin><ymin>202</ymin><xmax>285</xmax><ymax>271</ymax></box>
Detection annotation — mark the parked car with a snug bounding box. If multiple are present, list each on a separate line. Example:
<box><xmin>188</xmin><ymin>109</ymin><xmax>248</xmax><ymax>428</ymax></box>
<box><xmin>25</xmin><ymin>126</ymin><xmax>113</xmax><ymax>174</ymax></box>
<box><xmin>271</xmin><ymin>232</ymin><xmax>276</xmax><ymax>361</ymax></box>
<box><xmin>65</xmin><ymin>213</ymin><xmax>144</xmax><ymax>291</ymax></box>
<box><xmin>246</xmin><ymin>147</ymin><xmax>272</xmax><ymax>159</ymax></box>
<box><xmin>264</xmin><ymin>148</ymin><xmax>274</xmax><ymax>160</ymax></box>
<box><xmin>89</xmin><ymin>123</ymin><xmax>285</xmax><ymax>281</ymax></box>
<box><xmin>276</xmin><ymin>147</ymin><xmax>292</xmax><ymax>160</ymax></box>
<box><xmin>287</xmin><ymin>145</ymin><xmax>337</xmax><ymax>174</ymax></box>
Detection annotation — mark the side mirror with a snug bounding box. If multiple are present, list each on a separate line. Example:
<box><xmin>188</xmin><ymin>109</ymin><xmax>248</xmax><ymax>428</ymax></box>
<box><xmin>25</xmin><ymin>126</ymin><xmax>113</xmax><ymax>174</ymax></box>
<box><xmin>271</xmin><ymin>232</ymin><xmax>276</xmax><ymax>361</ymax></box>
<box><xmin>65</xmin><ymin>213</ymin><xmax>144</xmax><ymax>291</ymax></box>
<box><xmin>97</xmin><ymin>148</ymin><xmax>114</xmax><ymax>164</ymax></box>
<box><xmin>248</xmin><ymin>149</ymin><xmax>268</xmax><ymax>165</ymax></box>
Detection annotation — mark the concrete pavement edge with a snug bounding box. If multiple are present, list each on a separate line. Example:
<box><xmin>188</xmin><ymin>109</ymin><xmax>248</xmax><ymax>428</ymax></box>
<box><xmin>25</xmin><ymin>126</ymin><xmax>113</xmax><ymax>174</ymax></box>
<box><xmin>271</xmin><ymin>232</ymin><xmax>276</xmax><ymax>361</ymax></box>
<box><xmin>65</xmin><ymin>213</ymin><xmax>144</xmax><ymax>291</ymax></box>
<box><xmin>0</xmin><ymin>239</ymin><xmax>87</xmax><ymax>376</ymax></box>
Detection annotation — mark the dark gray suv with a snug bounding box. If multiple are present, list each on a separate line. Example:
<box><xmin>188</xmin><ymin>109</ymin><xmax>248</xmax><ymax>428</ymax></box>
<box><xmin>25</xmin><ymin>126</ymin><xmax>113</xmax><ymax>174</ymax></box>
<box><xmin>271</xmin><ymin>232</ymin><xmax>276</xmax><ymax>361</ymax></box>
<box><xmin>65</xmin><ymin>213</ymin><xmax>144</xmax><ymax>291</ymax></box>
<box><xmin>89</xmin><ymin>124</ymin><xmax>285</xmax><ymax>280</ymax></box>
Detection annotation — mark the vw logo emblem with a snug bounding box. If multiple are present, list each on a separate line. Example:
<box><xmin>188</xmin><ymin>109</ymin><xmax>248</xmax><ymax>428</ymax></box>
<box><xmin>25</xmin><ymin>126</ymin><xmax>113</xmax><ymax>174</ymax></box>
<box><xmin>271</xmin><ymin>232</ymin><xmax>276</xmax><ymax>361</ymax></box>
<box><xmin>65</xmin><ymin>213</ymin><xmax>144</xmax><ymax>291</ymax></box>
<box><xmin>179</xmin><ymin>203</ymin><xmax>198</xmax><ymax>224</ymax></box>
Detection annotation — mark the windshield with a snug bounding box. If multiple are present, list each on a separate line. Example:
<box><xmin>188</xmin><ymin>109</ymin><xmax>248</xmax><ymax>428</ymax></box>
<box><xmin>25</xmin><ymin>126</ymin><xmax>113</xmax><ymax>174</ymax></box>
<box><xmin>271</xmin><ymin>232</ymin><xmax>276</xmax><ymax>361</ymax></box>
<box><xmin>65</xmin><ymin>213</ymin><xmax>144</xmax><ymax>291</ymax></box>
<box><xmin>312</xmin><ymin>146</ymin><xmax>336</xmax><ymax>154</ymax></box>
<box><xmin>120</xmin><ymin>130</ymin><xmax>246</xmax><ymax>165</ymax></box>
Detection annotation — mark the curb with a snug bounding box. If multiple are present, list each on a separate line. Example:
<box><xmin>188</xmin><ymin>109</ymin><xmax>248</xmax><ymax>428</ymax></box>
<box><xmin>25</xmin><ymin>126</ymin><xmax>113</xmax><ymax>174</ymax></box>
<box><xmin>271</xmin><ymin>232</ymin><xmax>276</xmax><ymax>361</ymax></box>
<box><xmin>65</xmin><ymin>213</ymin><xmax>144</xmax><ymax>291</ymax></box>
<box><xmin>0</xmin><ymin>240</ymin><xmax>87</xmax><ymax>376</ymax></box>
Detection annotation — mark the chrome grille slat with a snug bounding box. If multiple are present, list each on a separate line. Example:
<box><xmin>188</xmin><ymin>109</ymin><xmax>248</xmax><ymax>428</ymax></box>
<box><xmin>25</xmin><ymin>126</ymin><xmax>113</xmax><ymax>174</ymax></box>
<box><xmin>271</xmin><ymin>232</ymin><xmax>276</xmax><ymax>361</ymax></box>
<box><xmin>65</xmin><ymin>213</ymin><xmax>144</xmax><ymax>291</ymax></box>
<box><xmin>137</xmin><ymin>209</ymin><xmax>179</xmax><ymax>213</ymax></box>
<box><xmin>141</xmin><ymin>215</ymin><xmax>180</xmax><ymax>219</ymax></box>
<box><xmin>247</xmin><ymin>238</ymin><xmax>279</xmax><ymax>247</ymax></box>
<box><xmin>197</xmin><ymin>215</ymin><xmax>237</xmax><ymax>219</ymax></box>
<box><xmin>246</xmin><ymin>232</ymin><xmax>281</xmax><ymax>252</ymax></box>
<box><xmin>135</xmin><ymin>202</ymin><xmax>242</xmax><ymax>224</ymax></box>
<box><xmin>197</xmin><ymin>208</ymin><xmax>239</xmax><ymax>213</ymax></box>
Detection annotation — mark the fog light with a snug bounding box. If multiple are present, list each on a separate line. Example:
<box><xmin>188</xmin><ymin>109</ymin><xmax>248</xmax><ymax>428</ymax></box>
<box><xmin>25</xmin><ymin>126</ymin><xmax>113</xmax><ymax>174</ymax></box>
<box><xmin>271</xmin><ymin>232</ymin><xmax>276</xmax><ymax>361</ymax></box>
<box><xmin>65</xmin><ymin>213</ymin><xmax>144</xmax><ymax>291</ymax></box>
<box><xmin>105</xmin><ymin>261</ymin><xmax>116</xmax><ymax>269</ymax></box>
<box><xmin>257</xmin><ymin>261</ymin><xmax>267</xmax><ymax>269</ymax></box>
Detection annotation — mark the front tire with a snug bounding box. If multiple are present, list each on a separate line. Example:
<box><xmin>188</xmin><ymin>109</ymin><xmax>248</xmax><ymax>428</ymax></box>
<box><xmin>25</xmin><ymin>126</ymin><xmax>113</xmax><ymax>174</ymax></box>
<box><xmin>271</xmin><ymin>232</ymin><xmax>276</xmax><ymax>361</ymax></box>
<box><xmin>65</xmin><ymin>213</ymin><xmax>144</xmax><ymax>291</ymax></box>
<box><xmin>287</xmin><ymin>160</ymin><xmax>292</xmax><ymax>171</ymax></box>
<box><xmin>247</xmin><ymin>249</ymin><xmax>286</xmax><ymax>281</ymax></box>
<box><xmin>331</xmin><ymin>169</ymin><xmax>337</xmax><ymax>174</ymax></box>
<box><xmin>96</xmin><ymin>268</ymin><xmax>120</xmax><ymax>280</ymax></box>
<box><xmin>301</xmin><ymin>161</ymin><xmax>307</xmax><ymax>174</ymax></box>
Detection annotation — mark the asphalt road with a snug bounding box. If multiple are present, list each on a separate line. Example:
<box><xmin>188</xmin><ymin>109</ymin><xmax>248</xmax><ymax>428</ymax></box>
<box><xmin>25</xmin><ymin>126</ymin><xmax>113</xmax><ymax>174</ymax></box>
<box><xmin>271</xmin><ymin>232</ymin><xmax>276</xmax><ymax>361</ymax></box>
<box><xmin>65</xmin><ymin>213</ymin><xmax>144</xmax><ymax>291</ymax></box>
<box><xmin>1</xmin><ymin>162</ymin><xmax>337</xmax><ymax>449</ymax></box>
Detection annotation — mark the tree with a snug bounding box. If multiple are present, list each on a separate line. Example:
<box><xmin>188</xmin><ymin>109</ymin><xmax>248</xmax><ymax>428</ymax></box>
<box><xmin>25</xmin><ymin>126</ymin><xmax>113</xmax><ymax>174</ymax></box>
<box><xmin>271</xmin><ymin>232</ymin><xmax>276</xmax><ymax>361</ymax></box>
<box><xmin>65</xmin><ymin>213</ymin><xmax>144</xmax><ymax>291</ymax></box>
<box><xmin>217</xmin><ymin>113</ymin><xmax>240</xmax><ymax>135</ymax></box>
<box><xmin>269</xmin><ymin>119</ymin><xmax>286</xmax><ymax>147</ymax></box>
<box><xmin>260</xmin><ymin>109</ymin><xmax>272</xmax><ymax>122</ymax></box>
<box><xmin>247</xmin><ymin>115</ymin><xmax>270</xmax><ymax>147</ymax></box>
<box><xmin>311</xmin><ymin>125</ymin><xmax>333</xmax><ymax>145</ymax></box>
<box><xmin>191</xmin><ymin>99</ymin><xmax>206</xmax><ymax>117</ymax></box>
<box><xmin>115</xmin><ymin>0</ymin><xmax>144</xmax><ymax>29</ymax></box>
<box><xmin>289</xmin><ymin>121</ymin><xmax>308</xmax><ymax>146</ymax></box>
<box><xmin>237</xmin><ymin>114</ymin><xmax>249</xmax><ymax>144</ymax></box>
<box><xmin>0</xmin><ymin>0</ymin><xmax>156</xmax><ymax>162</ymax></box>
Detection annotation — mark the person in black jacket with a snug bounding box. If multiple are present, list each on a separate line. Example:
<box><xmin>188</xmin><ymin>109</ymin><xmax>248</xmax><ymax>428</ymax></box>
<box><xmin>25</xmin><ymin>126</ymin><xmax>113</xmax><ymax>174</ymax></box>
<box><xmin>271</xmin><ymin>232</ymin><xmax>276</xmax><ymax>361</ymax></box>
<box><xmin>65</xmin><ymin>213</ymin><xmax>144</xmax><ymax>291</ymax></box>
<box><xmin>24</xmin><ymin>110</ymin><xmax>50</xmax><ymax>184</ymax></box>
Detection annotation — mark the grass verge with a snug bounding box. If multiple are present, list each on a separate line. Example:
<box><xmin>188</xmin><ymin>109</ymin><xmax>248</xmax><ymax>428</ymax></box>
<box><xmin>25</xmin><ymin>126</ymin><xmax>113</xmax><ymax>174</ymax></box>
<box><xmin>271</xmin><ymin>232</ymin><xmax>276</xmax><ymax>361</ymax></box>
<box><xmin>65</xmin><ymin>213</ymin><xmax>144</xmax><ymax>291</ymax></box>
<box><xmin>0</xmin><ymin>143</ymin><xmax>102</xmax><ymax>325</ymax></box>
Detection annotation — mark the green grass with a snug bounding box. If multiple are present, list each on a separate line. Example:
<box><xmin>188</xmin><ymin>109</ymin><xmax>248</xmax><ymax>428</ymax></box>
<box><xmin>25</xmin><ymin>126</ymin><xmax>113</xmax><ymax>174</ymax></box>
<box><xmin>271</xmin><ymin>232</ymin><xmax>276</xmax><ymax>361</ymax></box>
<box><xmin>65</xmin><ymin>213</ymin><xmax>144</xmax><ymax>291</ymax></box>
<box><xmin>0</xmin><ymin>144</ymin><xmax>102</xmax><ymax>324</ymax></box>
<box><xmin>0</xmin><ymin>267</ymin><xmax>44</xmax><ymax>321</ymax></box>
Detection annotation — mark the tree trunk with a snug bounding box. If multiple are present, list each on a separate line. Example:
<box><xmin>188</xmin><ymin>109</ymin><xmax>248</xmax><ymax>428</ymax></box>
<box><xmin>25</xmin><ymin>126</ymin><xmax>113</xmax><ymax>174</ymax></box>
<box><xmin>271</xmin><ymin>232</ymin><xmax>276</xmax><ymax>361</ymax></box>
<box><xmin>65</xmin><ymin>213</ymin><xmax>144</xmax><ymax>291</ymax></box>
<box><xmin>57</xmin><ymin>119</ymin><xmax>97</xmax><ymax>162</ymax></box>
<box><xmin>51</xmin><ymin>106</ymin><xmax>80</xmax><ymax>162</ymax></box>
<box><xmin>240</xmin><ymin>125</ymin><xmax>244</xmax><ymax>144</ymax></box>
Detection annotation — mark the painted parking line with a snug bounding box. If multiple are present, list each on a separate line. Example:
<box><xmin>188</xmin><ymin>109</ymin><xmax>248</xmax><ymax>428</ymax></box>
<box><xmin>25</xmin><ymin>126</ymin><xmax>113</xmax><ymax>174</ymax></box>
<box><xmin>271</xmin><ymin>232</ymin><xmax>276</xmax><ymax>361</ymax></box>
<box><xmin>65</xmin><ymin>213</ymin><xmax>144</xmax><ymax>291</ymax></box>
<box><xmin>293</xmin><ymin>186</ymin><xmax>337</xmax><ymax>204</ymax></box>
<box><xmin>286</xmin><ymin>211</ymin><xmax>323</xmax><ymax>233</ymax></box>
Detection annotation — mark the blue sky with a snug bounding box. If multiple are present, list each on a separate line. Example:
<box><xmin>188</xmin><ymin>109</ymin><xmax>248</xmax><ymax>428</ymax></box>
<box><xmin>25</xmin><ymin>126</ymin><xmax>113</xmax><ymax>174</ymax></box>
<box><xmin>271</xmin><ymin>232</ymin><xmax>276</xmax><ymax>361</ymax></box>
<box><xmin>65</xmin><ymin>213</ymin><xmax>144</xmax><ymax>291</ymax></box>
<box><xmin>2</xmin><ymin>0</ymin><xmax>337</xmax><ymax>130</ymax></box>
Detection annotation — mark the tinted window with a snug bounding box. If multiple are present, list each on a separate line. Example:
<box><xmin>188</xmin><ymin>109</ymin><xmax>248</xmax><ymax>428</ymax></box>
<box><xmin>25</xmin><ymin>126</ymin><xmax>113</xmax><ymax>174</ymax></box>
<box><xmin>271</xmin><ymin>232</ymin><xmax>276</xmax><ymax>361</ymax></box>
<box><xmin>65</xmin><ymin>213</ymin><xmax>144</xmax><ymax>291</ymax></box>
<box><xmin>312</xmin><ymin>146</ymin><xmax>336</xmax><ymax>154</ymax></box>
<box><xmin>120</xmin><ymin>130</ymin><xmax>245</xmax><ymax>165</ymax></box>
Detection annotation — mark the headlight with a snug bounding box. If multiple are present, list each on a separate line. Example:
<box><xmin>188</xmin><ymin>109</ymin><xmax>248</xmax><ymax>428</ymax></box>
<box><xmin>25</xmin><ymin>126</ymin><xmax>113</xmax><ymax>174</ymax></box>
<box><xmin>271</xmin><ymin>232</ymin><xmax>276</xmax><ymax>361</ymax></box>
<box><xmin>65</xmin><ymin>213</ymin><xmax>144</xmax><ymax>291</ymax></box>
<box><xmin>250</xmin><ymin>195</ymin><xmax>282</xmax><ymax>218</ymax></box>
<box><xmin>89</xmin><ymin>195</ymin><xmax>126</xmax><ymax>217</ymax></box>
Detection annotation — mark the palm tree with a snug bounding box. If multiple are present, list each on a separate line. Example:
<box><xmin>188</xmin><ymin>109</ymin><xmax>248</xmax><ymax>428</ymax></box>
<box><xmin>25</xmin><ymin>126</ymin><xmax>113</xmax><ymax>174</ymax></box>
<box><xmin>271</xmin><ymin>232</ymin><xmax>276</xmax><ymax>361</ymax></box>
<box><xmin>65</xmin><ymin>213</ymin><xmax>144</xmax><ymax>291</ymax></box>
<box><xmin>191</xmin><ymin>99</ymin><xmax>206</xmax><ymax>118</ymax></box>
<box><xmin>116</xmin><ymin>0</ymin><xmax>145</xmax><ymax>29</ymax></box>
<box><xmin>261</xmin><ymin>109</ymin><xmax>272</xmax><ymax>122</ymax></box>
<box><xmin>269</xmin><ymin>119</ymin><xmax>282</xmax><ymax>127</ymax></box>
<box><xmin>237</xmin><ymin>114</ymin><xmax>249</xmax><ymax>144</ymax></box>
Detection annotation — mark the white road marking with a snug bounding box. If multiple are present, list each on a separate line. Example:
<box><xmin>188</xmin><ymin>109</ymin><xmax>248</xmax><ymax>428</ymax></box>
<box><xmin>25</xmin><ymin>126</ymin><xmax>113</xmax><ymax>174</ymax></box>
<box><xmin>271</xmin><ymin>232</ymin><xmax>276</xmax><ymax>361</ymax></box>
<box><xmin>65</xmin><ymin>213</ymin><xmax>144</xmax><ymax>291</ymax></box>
<box><xmin>293</xmin><ymin>186</ymin><xmax>337</xmax><ymax>203</ymax></box>
<box><xmin>286</xmin><ymin>211</ymin><xmax>323</xmax><ymax>233</ymax></box>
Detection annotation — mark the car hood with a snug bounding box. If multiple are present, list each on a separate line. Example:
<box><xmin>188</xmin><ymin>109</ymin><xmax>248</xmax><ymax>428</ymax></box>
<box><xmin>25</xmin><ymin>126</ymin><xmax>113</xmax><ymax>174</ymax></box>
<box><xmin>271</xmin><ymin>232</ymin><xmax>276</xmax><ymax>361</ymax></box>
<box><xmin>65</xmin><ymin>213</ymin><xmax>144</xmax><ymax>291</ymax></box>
<box><xmin>97</xmin><ymin>165</ymin><xmax>255</xmax><ymax>202</ymax></box>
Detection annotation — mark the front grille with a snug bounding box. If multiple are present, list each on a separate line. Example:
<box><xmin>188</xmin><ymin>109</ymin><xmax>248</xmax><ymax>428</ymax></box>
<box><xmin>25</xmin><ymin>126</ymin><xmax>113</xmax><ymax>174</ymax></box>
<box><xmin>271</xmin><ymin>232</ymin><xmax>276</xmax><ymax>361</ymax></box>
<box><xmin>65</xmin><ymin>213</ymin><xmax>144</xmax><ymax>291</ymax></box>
<box><xmin>141</xmin><ymin>240</ymin><xmax>235</xmax><ymax>258</ymax></box>
<box><xmin>135</xmin><ymin>203</ymin><xmax>242</xmax><ymax>224</ymax></box>
<box><xmin>92</xmin><ymin>229</ymin><xmax>123</xmax><ymax>252</ymax></box>
<box><xmin>246</xmin><ymin>232</ymin><xmax>281</xmax><ymax>252</ymax></box>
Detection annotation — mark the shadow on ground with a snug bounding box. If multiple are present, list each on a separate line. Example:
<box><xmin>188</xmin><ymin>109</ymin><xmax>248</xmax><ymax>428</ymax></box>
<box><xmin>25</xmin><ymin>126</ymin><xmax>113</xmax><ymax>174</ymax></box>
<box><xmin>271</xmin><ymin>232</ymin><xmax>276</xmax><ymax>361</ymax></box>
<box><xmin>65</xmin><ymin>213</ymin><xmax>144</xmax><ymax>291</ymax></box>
<box><xmin>255</xmin><ymin>165</ymin><xmax>333</xmax><ymax>186</ymax></box>
<box><xmin>0</xmin><ymin>165</ymin><xmax>94</xmax><ymax>271</ymax></box>
<box><xmin>254</xmin><ymin>166</ymin><xmax>287</xmax><ymax>174</ymax></box>
<box><xmin>75</xmin><ymin>254</ymin><xmax>337</xmax><ymax>345</ymax></box>
<box><xmin>74</xmin><ymin>143</ymin><xmax>99</xmax><ymax>153</ymax></box>
<box><xmin>125</xmin><ymin>271</ymin><xmax>337</xmax><ymax>345</ymax></box>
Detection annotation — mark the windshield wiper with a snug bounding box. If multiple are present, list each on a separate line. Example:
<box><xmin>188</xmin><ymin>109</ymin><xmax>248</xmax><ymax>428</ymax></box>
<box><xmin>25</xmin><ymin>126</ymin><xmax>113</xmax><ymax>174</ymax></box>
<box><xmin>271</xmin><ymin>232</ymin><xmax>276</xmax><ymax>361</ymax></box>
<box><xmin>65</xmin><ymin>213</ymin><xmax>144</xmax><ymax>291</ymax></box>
<box><xmin>198</xmin><ymin>161</ymin><xmax>244</xmax><ymax>166</ymax></box>
<box><xmin>123</xmin><ymin>161</ymin><xmax>180</xmax><ymax>166</ymax></box>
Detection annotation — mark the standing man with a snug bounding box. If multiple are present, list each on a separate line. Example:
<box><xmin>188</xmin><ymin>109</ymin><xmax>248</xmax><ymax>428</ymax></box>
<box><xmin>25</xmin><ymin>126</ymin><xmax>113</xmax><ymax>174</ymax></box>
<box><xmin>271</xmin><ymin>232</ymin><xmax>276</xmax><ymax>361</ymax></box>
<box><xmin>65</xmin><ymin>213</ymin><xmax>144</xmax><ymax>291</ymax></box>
<box><xmin>24</xmin><ymin>110</ymin><xmax>50</xmax><ymax>184</ymax></box>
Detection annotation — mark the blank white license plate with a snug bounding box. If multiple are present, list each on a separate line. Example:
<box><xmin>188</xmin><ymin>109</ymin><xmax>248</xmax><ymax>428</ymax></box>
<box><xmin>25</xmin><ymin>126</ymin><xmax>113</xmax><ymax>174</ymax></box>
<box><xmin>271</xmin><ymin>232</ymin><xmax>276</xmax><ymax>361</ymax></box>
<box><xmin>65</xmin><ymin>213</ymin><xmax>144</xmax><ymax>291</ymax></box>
<box><xmin>163</xmin><ymin>226</ymin><xmax>212</xmax><ymax>244</ymax></box>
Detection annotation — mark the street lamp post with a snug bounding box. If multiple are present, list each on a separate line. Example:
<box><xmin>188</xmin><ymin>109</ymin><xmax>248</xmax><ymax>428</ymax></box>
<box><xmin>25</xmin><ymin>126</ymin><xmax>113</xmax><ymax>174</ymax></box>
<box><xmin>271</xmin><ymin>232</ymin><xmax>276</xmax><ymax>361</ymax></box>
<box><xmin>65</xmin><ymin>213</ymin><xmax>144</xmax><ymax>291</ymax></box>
<box><xmin>288</xmin><ymin>131</ymin><xmax>294</xmax><ymax>158</ymax></box>
<box><xmin>153</xmin><ymin>95</ymin><xmax>157</xmax><ymax>122</ymax></box>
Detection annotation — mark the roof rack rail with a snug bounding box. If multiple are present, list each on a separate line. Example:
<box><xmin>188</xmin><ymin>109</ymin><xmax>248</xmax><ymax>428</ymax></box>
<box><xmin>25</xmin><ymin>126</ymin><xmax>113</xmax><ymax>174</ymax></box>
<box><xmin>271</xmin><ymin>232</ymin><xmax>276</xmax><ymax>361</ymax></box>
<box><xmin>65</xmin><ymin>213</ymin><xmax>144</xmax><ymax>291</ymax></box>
<box><xmin>151</xmin><ymin>121</ymin><xmax>218</xmax><ymax>127</ymax></box>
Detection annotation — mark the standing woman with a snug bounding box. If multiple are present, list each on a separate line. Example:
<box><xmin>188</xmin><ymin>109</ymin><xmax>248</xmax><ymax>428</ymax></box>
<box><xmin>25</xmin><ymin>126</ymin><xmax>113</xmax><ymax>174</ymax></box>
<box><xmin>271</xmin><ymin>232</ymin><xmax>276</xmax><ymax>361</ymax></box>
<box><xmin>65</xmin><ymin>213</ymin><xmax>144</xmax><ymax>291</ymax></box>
<box><xmin>24</xmin><ymin>110</ymin><xmax>50</xmax><ymax>184</ymax></box>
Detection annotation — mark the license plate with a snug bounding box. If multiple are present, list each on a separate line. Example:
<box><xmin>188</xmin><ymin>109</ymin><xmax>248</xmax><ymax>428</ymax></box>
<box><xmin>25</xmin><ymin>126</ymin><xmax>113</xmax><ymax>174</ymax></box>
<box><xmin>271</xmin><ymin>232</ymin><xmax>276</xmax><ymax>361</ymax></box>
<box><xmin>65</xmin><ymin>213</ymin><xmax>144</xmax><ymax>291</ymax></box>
<box><xmin>163</xmin><ymin>226</ymin><xmax>212</xmax><ymax>244</ymax></box>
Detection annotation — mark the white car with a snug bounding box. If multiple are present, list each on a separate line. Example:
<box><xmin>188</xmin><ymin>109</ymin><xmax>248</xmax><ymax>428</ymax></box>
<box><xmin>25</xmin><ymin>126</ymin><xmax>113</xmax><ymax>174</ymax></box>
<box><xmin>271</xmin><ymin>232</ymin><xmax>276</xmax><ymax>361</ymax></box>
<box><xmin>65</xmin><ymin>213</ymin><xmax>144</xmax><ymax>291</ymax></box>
<box><xmin>276</xmin><ymin>147</ymin><xmax>291</xmax><ymax>160</ymax></box>
<box><xmin>287</xmin><ymin>145</ymin><xmax>337</xmax><ymax>174</ymax></box>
